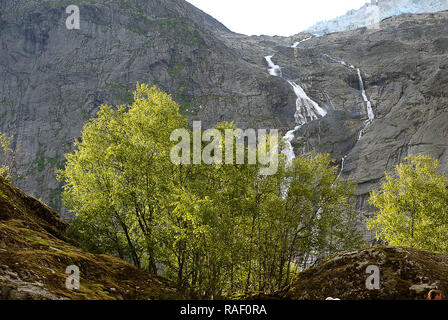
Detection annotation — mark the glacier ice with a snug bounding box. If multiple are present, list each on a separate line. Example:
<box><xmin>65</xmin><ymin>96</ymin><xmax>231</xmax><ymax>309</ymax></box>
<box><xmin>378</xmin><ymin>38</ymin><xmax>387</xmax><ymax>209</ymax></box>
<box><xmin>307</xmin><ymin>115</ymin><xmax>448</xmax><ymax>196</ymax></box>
<box><xmin>305</xmin><ymin>0</ymin><xmax>448</xmax><ymax>35</ymax></box>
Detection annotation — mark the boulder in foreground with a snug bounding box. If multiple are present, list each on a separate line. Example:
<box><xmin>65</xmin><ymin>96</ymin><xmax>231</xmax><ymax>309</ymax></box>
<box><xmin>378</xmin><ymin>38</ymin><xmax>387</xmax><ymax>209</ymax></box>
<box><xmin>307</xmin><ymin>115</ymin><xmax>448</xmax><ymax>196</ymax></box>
<box><xmin>0</xmin><ymin>177</ymin><xmax>179</xmax><ymax>300</ymax></box>
<box><xmin>283</xmin><ymin>246</ymin><xmax>448</xmax><ymax>300</ymax></box>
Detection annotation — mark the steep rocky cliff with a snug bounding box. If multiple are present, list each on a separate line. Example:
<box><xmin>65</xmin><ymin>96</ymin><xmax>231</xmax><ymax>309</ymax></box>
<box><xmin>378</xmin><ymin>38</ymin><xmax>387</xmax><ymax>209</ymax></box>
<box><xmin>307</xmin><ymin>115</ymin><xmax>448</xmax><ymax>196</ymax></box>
<box><xmin>0</xmin><ymin>0</ymin><xmax>296</xmax><ymax>215</ymax></box>
<box><xmin>264</xmin><ymin>11</ymin><xmax>448</xmax><ymax>242</ymax></box>
<box><xmin>0</xmin><ymin>0</ymin><xmax>447</xmax><ymax>240</ymax></box>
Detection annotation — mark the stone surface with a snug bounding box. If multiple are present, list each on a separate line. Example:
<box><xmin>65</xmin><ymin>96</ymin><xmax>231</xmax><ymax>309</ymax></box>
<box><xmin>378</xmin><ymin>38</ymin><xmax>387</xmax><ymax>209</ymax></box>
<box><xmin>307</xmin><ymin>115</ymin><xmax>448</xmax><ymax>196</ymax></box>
<box><xmin>283</xmin><ymin>246</ymin><xmax>448</xmax><ymax>300</ymax></box>
<box><xmin>0</xmin><ymin>176</ymin><xmax>179</xmax><ymax>300</ymax></box>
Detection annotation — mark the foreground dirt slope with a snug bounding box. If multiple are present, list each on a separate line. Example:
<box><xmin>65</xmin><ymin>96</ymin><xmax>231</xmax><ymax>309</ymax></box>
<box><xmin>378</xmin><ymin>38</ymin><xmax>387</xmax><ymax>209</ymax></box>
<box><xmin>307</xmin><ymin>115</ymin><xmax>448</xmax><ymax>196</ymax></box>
<box><xmin>284</xmin><ymin>246</ymin><xmax>448</xmax><ymax>300</ymax></box>
<box><xmin>0</xmin><ymin>177</ymin><xmax>178</xmax><ymax>300</ymax></box>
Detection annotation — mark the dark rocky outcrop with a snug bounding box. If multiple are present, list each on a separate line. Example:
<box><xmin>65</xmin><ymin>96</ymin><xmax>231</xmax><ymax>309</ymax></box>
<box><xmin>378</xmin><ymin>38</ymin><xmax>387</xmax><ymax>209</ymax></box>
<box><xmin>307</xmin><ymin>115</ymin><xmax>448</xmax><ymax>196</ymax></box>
<box><xmin>0</xmin><ymin>177</ymin><xmax>179</xmax><ymax>300</ymax></box>
<box><xmin>283</xmin><ymin>246</ymin><xmax>448</xmax><ymax>300</ymax></box>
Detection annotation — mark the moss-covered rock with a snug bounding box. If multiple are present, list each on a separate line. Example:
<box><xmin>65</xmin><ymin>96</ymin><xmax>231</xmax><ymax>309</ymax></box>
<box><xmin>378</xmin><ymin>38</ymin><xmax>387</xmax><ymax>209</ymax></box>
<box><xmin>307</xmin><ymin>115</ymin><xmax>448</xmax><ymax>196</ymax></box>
<box><xmin>0</xmin><ymin>177</ymin><xmax>180</xmax><ymax>300</ymax></box>
<box><xmin>282</xmin><ymin>246</ymin><xmax>448</xmax><ymax>300</ymax></box>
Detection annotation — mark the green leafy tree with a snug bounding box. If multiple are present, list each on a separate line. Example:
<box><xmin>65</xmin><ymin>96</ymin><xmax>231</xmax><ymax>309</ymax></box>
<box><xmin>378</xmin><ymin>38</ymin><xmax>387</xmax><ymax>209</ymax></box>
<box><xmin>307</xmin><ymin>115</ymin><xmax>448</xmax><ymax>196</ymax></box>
<box><xmin>59</xmin><ymin>83</ymin><xmax>187</xmax><ymax>273</ymax></box>
<box><xmin>367</xmin><ymin>154</ymin><xmax>448</xmax><ymax>253</ymax></box>
<box><xmin>161</xmin><ymin>121</ymin><xmax>263</xmax><ymax>298</ymax></box>
<box><xmin>247</xmin><ymin>153</ymin><xmax>364</xmax><ymax>292</ymax></box>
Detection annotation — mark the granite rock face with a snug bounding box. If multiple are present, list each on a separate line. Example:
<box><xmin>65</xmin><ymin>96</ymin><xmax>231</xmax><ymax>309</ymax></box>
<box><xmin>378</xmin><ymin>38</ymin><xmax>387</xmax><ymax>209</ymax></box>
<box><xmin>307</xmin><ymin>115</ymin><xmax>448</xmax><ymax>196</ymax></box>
<box><xmin>0</xmin><ymin>0</ymin><xmax>296</xmax><ymax>215</ymax></box>
<box><xmin>0</xmin><ymin>0</ymin><xmax>447</xmax><ymax>241</ymax></box>
<box><xmin>265</xmin><ymin>12</ymin><xmax>448</xmax><ymax>242</ymax></box>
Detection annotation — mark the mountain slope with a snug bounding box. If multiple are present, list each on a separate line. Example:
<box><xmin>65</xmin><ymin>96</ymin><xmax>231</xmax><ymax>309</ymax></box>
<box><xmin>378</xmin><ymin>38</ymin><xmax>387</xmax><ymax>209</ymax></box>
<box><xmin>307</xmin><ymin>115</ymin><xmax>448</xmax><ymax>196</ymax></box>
<box><xmin>0</xmin><ymin>176</ymin><xmax>179</xmax><ymax>300</ymax></box>
<box><xmin>260</xmin><ymin>11</ymin><xmax>448</xmax><ymax>242</ymax></box>
<box><xmin>305</xmin><ymin>0</ymin><xmax>448</xmax><ymax>35</ymax></box>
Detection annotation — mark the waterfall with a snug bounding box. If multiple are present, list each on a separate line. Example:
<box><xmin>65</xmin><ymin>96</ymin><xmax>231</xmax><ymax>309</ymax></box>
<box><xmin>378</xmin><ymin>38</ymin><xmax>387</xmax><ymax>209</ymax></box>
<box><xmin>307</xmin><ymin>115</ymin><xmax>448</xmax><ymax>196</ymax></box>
<box><xmin>287</xmin><ymin>80</ymin><xmax>327</xmax><ymax>123</ymax></box>
<box><xmin>356</xmin><ymin>68</ymin><xmax>375</xmax><ymax>140</ymax></box>
<box><xmin>265</xmin><ymin>55</ymin><xmax>282</xmax><ymax>77</ymax></box>
<box><xmin>336</xmin><ymin>155</ymin><xmax>347</xmax><ymax>180</ymax></box>
<box><xmin>291</xmin><ymin>36</ymin><xmax>312</xmax><ymax>48</ymax></box>
<box><xmin>264</xmin><ymin>38</ymin><xmax>326</xmax><ymax>163</ymax></box>
<box><xmin>323</xmin><ymin>54</ymin><xmax>376</xmax><ymax>176</ymax></box>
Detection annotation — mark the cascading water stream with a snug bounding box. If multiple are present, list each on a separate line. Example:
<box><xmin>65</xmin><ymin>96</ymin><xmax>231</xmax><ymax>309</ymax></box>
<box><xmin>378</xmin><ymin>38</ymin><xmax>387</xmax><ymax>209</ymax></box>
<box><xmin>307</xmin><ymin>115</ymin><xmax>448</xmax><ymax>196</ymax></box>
<box><xmin>265</xmin><ymin>38</ymin><xmax>326</xmax><ymax>269</ymax></box>
<box><xmin>264</xmin><ymin>43</ymin><xmax>376</xmax><ymax>270</ymax></box>
<box><xmin>265</xmin><ymin>55</ymin><xmax>282</xmax><ymax>77</ymax></box>
<box><xmin>264</xmin><ymin>40</ymin><xmax>377</xmax><ymax>270</ymax></box>
<box><xmin>264</xmin><ymin>38</ymin><xmax>327</xmax><ymax>163</ymax></box>
<box><xmin>324</xmin><ymin>54</ymin><xmax>375</xmax><ymax>134</ymax></box>
<box><xmin>356</xmin><ymin>68</ymin><xmax>375</xmax><ymax>139</ymax></box>
<box><xmin>291</xmin><ymin>36</ymin><xmax>312</xmax><ymax>48</ymax></box>
<box><xmin>323</xmin><ymin>54</ymin><xmax>376</xmax><ymax>177</ymax></box>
